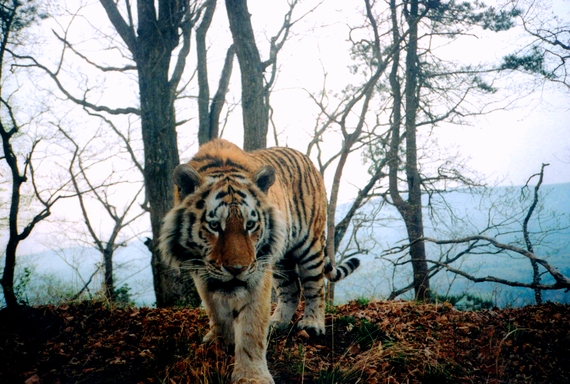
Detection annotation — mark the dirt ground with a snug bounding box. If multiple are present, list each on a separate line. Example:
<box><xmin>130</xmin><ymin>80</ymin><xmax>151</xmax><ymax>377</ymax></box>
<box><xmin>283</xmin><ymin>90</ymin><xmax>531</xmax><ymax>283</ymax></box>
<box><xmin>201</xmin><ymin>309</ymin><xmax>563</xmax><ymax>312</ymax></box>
<box><xmin>0</xmin><ymin>300</ymin><xmax>568</xmax><ymax>383</ymax></box>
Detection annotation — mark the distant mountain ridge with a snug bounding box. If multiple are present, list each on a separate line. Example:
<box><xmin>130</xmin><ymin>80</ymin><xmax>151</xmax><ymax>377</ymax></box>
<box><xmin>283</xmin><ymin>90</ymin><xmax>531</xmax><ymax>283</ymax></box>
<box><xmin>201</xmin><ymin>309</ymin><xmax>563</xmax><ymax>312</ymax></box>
<box><xmin>2</xmin><ymin>183</ymin><xmax>569</xmax><ymax>308</ymax></box>
<box><xmin>334</xmin><ymin>182</ymin><xmax>570</xmax><ymax>306</ymax></box>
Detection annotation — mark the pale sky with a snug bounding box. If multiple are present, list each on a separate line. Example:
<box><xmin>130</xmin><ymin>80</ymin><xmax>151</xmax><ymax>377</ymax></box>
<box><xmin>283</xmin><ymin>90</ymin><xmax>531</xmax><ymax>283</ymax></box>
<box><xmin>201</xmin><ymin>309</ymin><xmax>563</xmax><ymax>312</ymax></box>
<box><xmin>258</xmin><ymin>0</ymin><xmax>570</xmax><ymax>190</ymax></box>
<box><xmin>8</xmin><ymin>0</ymin><xmax>570</xmax><ymax>256</ymax></box>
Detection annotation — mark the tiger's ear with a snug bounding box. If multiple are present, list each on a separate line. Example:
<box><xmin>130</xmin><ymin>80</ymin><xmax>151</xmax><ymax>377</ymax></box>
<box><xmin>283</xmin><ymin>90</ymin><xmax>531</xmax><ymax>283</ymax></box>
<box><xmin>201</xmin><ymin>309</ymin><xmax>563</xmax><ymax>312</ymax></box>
<box><xmin>253</xmin><ymin>165</ymin><xmax>275</xmax><ymax>193</ymax></box>
<box><xmin>173</xmin><ymin>164</ymin><xmax>200</xmax><ymax>199</ymax></box>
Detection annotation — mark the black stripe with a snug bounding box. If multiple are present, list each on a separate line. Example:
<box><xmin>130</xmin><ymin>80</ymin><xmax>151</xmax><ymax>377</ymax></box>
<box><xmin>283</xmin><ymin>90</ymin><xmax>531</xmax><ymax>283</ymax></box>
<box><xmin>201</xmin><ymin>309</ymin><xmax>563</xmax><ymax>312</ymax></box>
<box><xmin>168</xmin><ymin>209</ymin><xmax>185</xmax><ymax>258</ymax></box>
<box><xmin>295</xmin><ymin>235</ymin><xmax>319</xmax><ymax>262</ymax></box>
<box><xmin>257</xmin><ymin>243</ymin><xmax>273</xmax><ymax>261</ymax></box>
<box><xmin>170</xmin><ymin>211</ymin><xmax>202</xmax><ymax>262</ymax></box>
<box><xmin>298</xmin><ymin>250</ymin><xmax>321</xmax><ymax>266</ymax></box>
<box><xmin>195</xmin><ymin>157</ymin><xmax>224</xmax><ymax>172</ymax></box>
<box><xmin>302</xmin><ymin>274</ymin><xmax>323</xmax><ymax>284</ymax></box>
<box><xmin>233</xmin><ymin>303</ymin><xmax>247</xmax><ymax>319</ymax></box>
<box><xmin>225</xmin><ymin>158</ymin><xmax>251</xmax><ymax>172</ymax></box>
<box><xmin>286</xmin><ymin>234</ymin><xmax>309</xmax><ymax>258</ymax></box>
<box><xmin>346</xmin><ymin>258</ymin><xmax>361</xmax><ymax>270</ymax></box>
<box><xmin>280</xmin><ymin>149</ymin><xmax>307</xmax><ymax>224</ymax></box>
<box><xmin>215</xmin><ymin>190</ymin><xmax>228</xmax><ymax>199</ymax></box>
<box><xmin>305</xmin><ymin>259</ymin><xmax>324</xmax><ymax>271</ymax></box>
<box><xmin>303</xmin><ymin>292</ymin><xmax>323</xmax><ymax>301</ymax></box>
<box><xmin>206</xmin><ymin>277</ymin><xmax>248</xmax><ymax>293</ymax></box>
<box><xmin>195</xmin><ymin>157</ymin><xmax>251</xmax><ymax>173</ymax></box>
<box><xmin>201</xmin><ymin>189</ymin><xmax>211</xmax><ymax>200</ymax></box>
<box><xmin>324</xmin><ymin>261</ymin><xmax>333</xmax><ymax>274</ymax></box>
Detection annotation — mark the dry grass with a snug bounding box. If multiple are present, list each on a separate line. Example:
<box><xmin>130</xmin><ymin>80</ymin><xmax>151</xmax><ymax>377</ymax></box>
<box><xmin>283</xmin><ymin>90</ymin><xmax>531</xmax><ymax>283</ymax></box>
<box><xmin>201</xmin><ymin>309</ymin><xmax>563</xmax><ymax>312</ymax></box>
<box><xmin>0</xmin><ymin>300</ymin><xmax>569</xmax><ymax>383</ymax></box>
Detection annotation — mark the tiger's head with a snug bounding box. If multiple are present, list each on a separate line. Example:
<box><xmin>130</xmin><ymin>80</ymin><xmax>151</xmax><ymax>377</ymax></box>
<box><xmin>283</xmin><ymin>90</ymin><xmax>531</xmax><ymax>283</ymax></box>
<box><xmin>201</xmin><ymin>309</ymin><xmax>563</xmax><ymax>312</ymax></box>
<box><xmin>159</xmin><ymin>160</ymin><xmax>285</xmax><ymax>297</ymax></box>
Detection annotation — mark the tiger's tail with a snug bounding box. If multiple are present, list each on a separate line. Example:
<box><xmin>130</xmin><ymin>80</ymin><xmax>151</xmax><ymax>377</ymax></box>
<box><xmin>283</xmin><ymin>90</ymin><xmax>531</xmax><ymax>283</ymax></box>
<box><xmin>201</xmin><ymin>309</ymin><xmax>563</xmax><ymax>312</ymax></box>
<box><xmin>324</xmin><ymin>257</ymin><xmax>360</xmax><ymax>283</ymax></box>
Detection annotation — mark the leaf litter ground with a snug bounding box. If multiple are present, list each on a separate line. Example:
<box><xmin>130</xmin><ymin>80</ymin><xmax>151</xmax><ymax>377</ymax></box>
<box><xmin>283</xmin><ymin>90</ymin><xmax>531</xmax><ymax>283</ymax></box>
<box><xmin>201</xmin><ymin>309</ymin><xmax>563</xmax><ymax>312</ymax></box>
<box><xmin>0</xmin><ymin>300</ymin><xmax>568</xmax><ymax>383</ymax></box>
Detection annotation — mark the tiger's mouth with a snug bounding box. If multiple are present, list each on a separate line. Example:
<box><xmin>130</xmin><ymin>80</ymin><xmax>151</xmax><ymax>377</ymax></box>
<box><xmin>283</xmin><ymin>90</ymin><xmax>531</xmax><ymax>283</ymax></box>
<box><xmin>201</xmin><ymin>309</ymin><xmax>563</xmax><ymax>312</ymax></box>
<box><xmin>206</xmin><ymin>277</ymin><xmax>249</xmax><ymax>294</ymax></box>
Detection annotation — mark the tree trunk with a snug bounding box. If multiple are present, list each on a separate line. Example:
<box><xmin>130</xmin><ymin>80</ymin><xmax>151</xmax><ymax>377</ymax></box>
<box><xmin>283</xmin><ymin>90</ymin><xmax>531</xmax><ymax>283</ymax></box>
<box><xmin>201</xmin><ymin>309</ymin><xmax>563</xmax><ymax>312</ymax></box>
<box><xmin>403</xmin><ymin>0</ymin><xmax>430</xmax><ymax>301</ymax></box>
<box><xmin>135</xmin><ymin>3</ymin><xmax>200</xmax><ymax>307</ymax></box>
<box><xmin>225</xmin><ymin>0</ymin><xmax>268</xmax><ymax>150</ymax></box>
<box><xmin>523</xmin><ymin>163</ymin><xmax>548</xmax><ymax>305</ymax></box>
<box><xmin>100</xmin><ymin>0</ymin><xmax>205</xmax><ymax>307</ymax></box>
<box><xmin>208</xmin><ymin>45</ymin><xmax>235</xmax><ymax>141</ymax></box>
<box><xmin>387</xmin><ymin>0</ymin><xmax>430</xmax><ymax>302</ymax></box>
<box><xmin>99</xmin><ymin>0</ymin><xmax>201</xmax><ymax>307</ymax></box>
<box><xmin>197</xmin><ymin>0</ymin><xmax>235</xmax><ymax>145</ymax></box>
<box><xmin>103</xmin><ymin>248</ymin><xmax>114</xmax><ymax>301</ymax></box>
<box><xmin>196</xmin><ymin>0</ymin><xmax>216</xmax><ymax>145</ymax></box>
<box><xmin>1</xmin><ymin>240</ymin><xmax>19</xmax><ymax>308</ymax></box>
<box><xmin>0</xmin><ymin>125</ymin><xmax>24</xmax><ymax>308</ymax></box>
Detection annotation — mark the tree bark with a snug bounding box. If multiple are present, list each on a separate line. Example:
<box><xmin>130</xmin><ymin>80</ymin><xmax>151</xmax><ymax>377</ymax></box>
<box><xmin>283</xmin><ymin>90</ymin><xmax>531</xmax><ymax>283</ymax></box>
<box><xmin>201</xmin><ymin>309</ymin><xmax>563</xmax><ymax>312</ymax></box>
<box><xmin>523</xmin><ymin>163</ymin><xmax>549</xmax><ymax>305</ymax></box>
<box><xmin>197</xmin><ymin>0</ymin><xmax>235</xmax><ymax>145</ymax></box>
<box><xmin>225</xmin><ymin>0</ymin><xmax>268</xmax><ymax>150</ymax></box>
<box><xmin>0</xmin><ymin>131</ymin><xmax>23</xmax><ymax>308</ymax></box>
<box><xmin>100</xmin><ymin>0</ymin><xmax>199</xmax><ymax>307</ymax></box>
<box><xmin>208</xmin><ymin>45</ymin><xmax>235</xmax><ymax>140</ymax></box>
<box><xmin>103</xmin><ymin>248</ymin><xmax>114</xmax><ymax>300</ymax></box>
<box><xmin>196</xmin><ymin>0</ymin><xmax>216</xmax><ymax>145</ymax></box>
<box><xmin>403</xmin><ymin>0</ymin><xmax>430</xmax><ymax>301</ymax></box>
<box><xmin>387</xmin><ymin>0</ymin><xmax>430</xmax><ymax>301</ymax></box>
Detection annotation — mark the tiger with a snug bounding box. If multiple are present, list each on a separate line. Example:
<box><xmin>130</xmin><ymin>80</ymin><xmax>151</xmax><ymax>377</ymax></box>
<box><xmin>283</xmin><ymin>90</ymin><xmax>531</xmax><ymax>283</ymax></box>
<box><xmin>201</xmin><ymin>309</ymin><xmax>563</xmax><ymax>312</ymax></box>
<box><xmin>158</xmin><ymin>138</ymin><xmax>360</xmax><ymax>383</ymax></box>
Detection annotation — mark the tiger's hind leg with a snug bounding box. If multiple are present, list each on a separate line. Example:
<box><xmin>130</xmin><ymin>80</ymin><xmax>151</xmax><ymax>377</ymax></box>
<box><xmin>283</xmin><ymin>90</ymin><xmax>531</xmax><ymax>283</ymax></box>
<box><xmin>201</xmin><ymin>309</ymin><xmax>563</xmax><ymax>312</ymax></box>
<box><xmin>296</xmin><ymin>246</ymin><xmax>327</xmax><ymax>336</ymax></box>
<box><xmin>270</xmin><ymin>257</ymin><xmax>300</xmax><ymax>330</ymax></box>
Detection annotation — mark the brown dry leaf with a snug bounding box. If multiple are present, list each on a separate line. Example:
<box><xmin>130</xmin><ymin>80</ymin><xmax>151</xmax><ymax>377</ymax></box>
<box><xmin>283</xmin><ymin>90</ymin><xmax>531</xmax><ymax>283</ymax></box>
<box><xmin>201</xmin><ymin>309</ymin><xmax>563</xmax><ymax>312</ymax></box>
<box><xmin>24</xmin><ymin>374</ymin><xmax>40</xmax><ymax>384</ymax></box>
<box><xmin>1</xmin><ymin>300</ymin><xmax>569</xmax><ymax>383</ymax></box>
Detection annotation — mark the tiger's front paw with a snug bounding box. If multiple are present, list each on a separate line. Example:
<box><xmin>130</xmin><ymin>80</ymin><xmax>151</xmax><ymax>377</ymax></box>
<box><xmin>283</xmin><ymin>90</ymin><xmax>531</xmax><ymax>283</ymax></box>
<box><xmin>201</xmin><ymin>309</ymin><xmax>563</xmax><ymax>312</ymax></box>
<box><xmin>202</xmin><ymin>328</ymin><xmax>216</xmax><ymax>343</ymax></box>
<box><xmin>202</xmin><ymin>328</ymin><xmax>235</xmax><ymax>350</ymax></box>
<box><xmin>232</xmin><ymin>366</ymin><xmax>274</xmax><ymax>384</ymax></box>
<box><xmin>297</xmin><ymin>319</ymin><xmax>325</xmax><ymax>337</ymax></box>
<box><xmin>233</xmin><ymin>377</ymin><xmax>274</xmax><ymax>384</ymax></box>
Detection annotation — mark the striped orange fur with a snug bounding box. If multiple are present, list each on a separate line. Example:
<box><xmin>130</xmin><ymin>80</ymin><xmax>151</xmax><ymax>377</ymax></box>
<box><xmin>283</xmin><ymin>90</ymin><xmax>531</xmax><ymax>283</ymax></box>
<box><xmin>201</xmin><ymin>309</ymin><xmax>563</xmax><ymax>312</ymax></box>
<box><xmin>159</xmin><ymin>139</ymin><xmax>359</xmax><ymax>383</ymax></box>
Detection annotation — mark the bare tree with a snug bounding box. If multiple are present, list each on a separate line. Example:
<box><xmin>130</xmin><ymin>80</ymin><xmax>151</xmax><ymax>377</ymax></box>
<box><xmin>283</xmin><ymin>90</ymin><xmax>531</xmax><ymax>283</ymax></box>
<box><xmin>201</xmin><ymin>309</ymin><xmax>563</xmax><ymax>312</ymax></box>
<box><xmin>12</xmin><ymin>0</ymin><xmax>213</xmax><ymax>306</ymax></box>
<box><xmin>522</xmin><ymin>163</ymin><xmax>549</xmax><ymax>304</ymax></box>
<box><xmin>224</xmin><ymin>0</ymin><xmax>267</xmax><ymax>150</ymax></box>
<box><xmin>16</xmin><ymin>0</ymin><xmax>306</xmax><ymax>307</ymax></box>
<box><xmin>381</xmin><ymin>164</ymin><xmax>569</xmax><ymax>303</ymax></box>
<box><xmin>418</xmin><ymin>203</ymin><xmax>570</xmax><ymax>298</ymax></box>
<box><xmin>196</xmin><ymin>0</ymin><xmax>236</xmax><ymax>145</ymax></box>
<box><xmin>8</xmin><ymin>0</ymin><xmax>197</xmax><ymax>306</ymax></box>
<box><xmin>308</xmin><ymin>0</ymin><xmax>523</xmax><ymax>302</ymax></box>
<box><xmin>58</xmin><ymin>124</ymin><xmax>146</xmax><ymax>302</ymax></box>
<box><xmin>0</xmin><ymin>0</ymin><xmax>70</xmax><ymax>308</ymax></box>
<box><xmin>224</xmin><ymin>0</ymin><xmax>303</xmax><ymax>150</ymax></box>
<box><xmin>98</xmin><ymin>0</ymin><xmax>203</xmax><ymax>307</ymax></box>
<box><xmin>423</xmin><ymin>236</ymin><xmax>570</xmax><ymax>292</ymax></box>
<box><xmin>382</xmin><ymin>0</ymin><xmax>523</xmax><ymax>301</ymax></box>
<box><xmin>305</xmin><ymin>0</ymin><xmax>395</xmax><ymax>302</ymax></box>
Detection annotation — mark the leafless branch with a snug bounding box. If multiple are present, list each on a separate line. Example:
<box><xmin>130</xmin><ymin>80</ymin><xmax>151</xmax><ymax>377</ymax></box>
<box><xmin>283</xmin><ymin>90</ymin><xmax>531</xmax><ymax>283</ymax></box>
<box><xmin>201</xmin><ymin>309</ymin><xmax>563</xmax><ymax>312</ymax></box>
<box><xmin>51</xmin><ymin>30</ymin><xmax>137</xmax><ymax>72</ymax></box>
<box><xmin>419</xmin><ymin>236</ymin><xmax>570</xmax><ymax>289</ymax></box>
<box><xmin>10</xmin><ymin>51</ymin><xmax>140</xmax><ymax>115</ymax></box>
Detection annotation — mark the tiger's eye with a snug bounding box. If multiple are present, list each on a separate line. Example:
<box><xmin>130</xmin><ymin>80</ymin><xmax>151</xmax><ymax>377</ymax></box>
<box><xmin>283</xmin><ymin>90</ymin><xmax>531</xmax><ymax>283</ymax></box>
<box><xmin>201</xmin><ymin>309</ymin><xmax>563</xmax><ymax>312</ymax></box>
<box><xmin>246</xmin><ymin>221</ymin><xmax>256</xmax><ymax>231</ymax></box>
<box><xmin>208</xmin><ymin>221</ymin><xmax>220</xmax><ymax>232</ymax></box>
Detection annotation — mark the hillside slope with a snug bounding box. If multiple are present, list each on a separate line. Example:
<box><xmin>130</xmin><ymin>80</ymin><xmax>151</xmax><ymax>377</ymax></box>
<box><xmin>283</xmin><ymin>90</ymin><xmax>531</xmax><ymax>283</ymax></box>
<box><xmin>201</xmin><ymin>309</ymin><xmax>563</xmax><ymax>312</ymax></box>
<box><xmin>0</xmin><ymin>301</ymin><xmax>568</xmax><ymax>383</ymax></box>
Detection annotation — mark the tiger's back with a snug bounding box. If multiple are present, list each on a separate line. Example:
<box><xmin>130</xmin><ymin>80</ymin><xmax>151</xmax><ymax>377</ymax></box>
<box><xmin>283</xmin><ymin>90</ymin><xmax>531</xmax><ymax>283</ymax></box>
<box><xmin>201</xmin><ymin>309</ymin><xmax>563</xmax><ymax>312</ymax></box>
<box><xmin>252</xmin><ymin>146</ymin><xmax>328</xmax><ymax>256</ymax></box>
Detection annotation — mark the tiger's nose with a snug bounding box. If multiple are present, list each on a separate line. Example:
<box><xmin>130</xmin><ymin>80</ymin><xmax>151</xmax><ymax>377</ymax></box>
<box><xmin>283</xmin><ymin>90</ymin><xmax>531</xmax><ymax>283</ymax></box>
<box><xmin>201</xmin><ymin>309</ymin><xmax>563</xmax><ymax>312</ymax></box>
<box><xmin>224</xmin><ymin>265</ymin><xmax>247</xmax><ymax>276</ymax></box>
